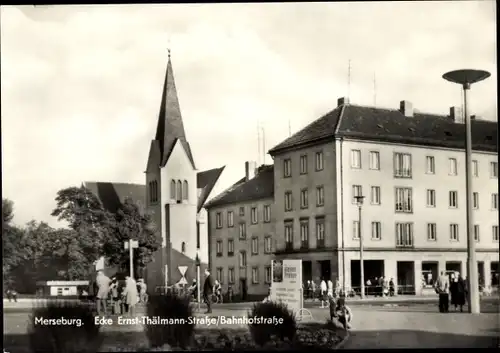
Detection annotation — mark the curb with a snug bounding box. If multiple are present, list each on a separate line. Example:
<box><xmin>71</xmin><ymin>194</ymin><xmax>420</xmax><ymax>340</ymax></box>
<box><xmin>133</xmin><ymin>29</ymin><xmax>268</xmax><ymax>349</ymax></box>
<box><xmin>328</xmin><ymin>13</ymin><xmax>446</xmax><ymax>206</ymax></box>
<box><xmin>333</xmin><ymin>330</ymin><xmax>350</xmax><ymax>350</ymax></box>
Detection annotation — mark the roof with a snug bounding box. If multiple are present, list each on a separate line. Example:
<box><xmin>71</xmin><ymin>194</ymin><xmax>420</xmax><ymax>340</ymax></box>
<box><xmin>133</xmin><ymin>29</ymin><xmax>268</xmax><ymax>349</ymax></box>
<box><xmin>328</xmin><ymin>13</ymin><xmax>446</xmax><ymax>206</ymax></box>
<box><xmin>269</xmin><ymin>104</ymin><xmax>498</xmax><ymax>155</ymax></box>
<box><xmin>204</xmin><ymin>165</ymin><xmax>274</xmax><ymax>209</ymax></box>
<box><xmin>150</xmin><ymin>55</ymin><xmax>196</xmax><ymax>170</ymax></box>
<box><xmin>196</xmin><ymin>166</ymin><xmax>225</xmax><ymax>212</ymax></box>
<box><xmin>83</xmin><ymin>182</ymin><xmax>146</xmax><ymax>214</ymax></box>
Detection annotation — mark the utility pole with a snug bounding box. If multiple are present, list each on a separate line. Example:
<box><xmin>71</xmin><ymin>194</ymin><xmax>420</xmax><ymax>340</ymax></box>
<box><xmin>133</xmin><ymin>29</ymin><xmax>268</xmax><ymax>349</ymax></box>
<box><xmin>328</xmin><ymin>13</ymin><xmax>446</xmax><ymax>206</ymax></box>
<box><xmin>355</xmin><ymin>195</ymin><xmax>365</xmax><ymax>299</ymax></box>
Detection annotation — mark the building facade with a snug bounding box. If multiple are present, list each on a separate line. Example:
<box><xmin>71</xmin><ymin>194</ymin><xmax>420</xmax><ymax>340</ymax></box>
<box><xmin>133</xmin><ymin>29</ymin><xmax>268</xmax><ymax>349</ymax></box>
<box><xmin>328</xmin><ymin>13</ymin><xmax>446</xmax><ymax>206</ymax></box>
<box><xmin>265</xmin><ymin>97</ymin><xmax>498</xmax><ymax>295</ymax></box>
<box><xmin>205</xmin><ymin>163</ymin><xmax>275</xmax><ymax>299</ymax></box>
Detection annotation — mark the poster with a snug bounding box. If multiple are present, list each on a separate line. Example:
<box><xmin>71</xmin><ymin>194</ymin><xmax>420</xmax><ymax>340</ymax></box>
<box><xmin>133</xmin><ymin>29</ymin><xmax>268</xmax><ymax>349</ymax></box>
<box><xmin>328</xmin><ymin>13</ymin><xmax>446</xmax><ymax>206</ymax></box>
<box><xmin>271</xmin><ymin>259</ymin><xmax>302</xmax><ymax>314</ymax></box>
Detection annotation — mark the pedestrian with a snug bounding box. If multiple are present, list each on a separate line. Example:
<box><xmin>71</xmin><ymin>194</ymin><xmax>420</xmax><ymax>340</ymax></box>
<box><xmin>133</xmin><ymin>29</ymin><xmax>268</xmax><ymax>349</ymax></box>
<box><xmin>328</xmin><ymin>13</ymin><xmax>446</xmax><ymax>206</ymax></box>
<box><xmin>327</xmin><ymin>278</ymin><xmax>334</xmax><ymax>298</ymax></box>
<box><xmin>96</xmin><ymin>270</ymin><xmax>111</xmax><ymax>316</ymax></box>
<box><xmin>227</xmin><ymin>285</ymin><xmax>233</xmax><ymax>303</ymax></box>
<box><xmin>365</xmin><ymin>278</ymin><xmax>372</xmax><ymax>297</ymax></box>
<box><xmin>109</xmin><ymin>278</ymin><xmax>120</xmax><ymax>315</ymax></box>
<box><xmin>320</xmin><ymin>278</ymin><xmax>328</xmax><ymax>308</ymax></box>
<box><xmin>383</xmin><ymin>277</ymin><xmax>389</xmax><ymax>297</ymax></box>
<box><xmin>306</xmin><ymin>280</ymin><xmax>312</xmax><ymax>299</ymax></box>
<box><xmin>435</xmin><ymin>271</ymin><xmax>450</xmax><ymax>313</ymax></box>
<box><xmin>203</xmin><ymin>269</ymin><xmax>215</xmax><ymax>314</ymax></box>
<box><xmin>333</xmin><ymin>296</ymin><xmax>353</xmax><ymax>330</ymax></box>
<box><xmin>389</xmin><ymin>278</ymin><xmax>396</xmax><ymax>296</ymax></box>
<box><xmin>450</xmin><ymin>272</ymin><xmax>467</xmax><ymax>312</ymax></box>
<box><xmin>311</xmin><ymin>280</ymin><xmax>317</xmax><ymax>301</ymax></box>
<box><xmin>124</xmin><ymin>275</ymin><xmax>138</xmax><ymax>317</ymax></box>
<box><xmin>378</xmin><ymin>276</ymin><xmax>384</xmax><ymax>297</ymax></box>
<box><xmin>335</xmin><ymin>279</ymin><xmax>341</xmax><ymax>298</ymax></box>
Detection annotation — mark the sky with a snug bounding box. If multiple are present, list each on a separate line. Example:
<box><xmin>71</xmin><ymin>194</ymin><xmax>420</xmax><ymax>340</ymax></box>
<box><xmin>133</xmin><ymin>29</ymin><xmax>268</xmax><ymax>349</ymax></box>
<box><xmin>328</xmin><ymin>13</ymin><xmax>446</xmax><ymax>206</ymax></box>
<box><xmin>1</xmin><ymin>2</ymin><xmax>497</xmax><ymax>228</ymax></box>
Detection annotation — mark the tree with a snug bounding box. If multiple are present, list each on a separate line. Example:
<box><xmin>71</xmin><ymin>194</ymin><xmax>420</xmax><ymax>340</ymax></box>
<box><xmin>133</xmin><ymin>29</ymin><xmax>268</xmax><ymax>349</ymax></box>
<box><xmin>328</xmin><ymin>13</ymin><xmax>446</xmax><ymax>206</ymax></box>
<box><xmin>103</xmin><ymin>197</ymin><xmax>160</xmax><ymax>277</ymax></box>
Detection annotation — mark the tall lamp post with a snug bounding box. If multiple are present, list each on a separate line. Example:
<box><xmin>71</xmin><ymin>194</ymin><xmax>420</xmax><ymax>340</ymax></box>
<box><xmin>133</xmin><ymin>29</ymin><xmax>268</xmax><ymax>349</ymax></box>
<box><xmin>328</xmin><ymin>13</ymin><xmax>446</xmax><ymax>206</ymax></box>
<box><xmin>443</xmin><ymin>69</ymin><xmax>491</xmax><ymax>314</ymax></box>
<box><xmin>196</xmin><ymin>249</ymin><xmax>201</xmax><ymax>312</ymax></box>
<box><xmin>354</xmin><ymin>195</ymin><xmax>365</xmax><ymax>299</ymax></box>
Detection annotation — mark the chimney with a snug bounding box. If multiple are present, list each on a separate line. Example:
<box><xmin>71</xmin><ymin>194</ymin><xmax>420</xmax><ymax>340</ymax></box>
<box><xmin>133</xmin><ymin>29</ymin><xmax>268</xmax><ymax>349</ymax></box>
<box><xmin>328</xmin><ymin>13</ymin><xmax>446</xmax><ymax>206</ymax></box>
<box><xmin>337</xmin><ymin>97</ymin><xmax>349</xmax><ymax>107</ymax></box>
<box><xmin>470</xmin><ymin>115</ymin><xmax>479</xmax><ymax>121</ymax></box>
<box><xmin>245</xmin><ymin>161</ymin><xmax>257</xmax><ymax>181</ymax></box>
<box><xmin>450</xmin><ymin>106</ymin><xmax>464</xmax><ymax>124</ymax></box>
<box><xmin>399</xmin><ymin>100</ymin><xmax>414</xmax><ymax>117</ymax></box>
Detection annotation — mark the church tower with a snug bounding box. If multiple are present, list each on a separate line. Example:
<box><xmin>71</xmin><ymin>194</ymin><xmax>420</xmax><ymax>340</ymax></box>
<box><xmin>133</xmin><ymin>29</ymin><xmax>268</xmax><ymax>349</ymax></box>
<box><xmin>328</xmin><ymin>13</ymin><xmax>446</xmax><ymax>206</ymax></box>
<box><xmin>144</xmin><ymin>51</ymin><xmax>202</xmax><ymax>291</ymax></box>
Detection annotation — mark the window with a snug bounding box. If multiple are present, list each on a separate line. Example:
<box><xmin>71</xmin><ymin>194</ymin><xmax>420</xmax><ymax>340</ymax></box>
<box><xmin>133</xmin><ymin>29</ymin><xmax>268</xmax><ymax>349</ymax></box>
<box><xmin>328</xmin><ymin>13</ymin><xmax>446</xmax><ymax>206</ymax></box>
<box><xmin>492</xmin><ymin>193</ymin><xmax>498</xmax><ymax>210</ymax></box>
<box><xmin>352</xmin><ymin>221</ymin><xmax>360</xmax><ymax>240</ymax></box>
<box><xmin>170</xmin><ymin>180</ymin><xmax>176</xmax><ymax>200</ymax></box>
<box><xmin>472</xmin><ymin>160</ymin><xmax>479</xmax><ymax>177</ymax></box>
<box><xmin>183</xmin><ymin>180</ymin><xmax>188</xmax><ymax>200</ymax></box>
<box><xmin>227</xmin><ymin>239</ymin><xmax>234</xmax><ymax>256</ymax></box>
<box><xmin>369</xmin><ymin>151</ymin><xmax>380</xmax><ymax>170</ymax></box>
<box><xmin>395</xmin><ymin>187</ymin><xmax>413</xmax><ymax>213</ymax></box>
<box><xmin>285</xmin><ymin>221</ymin><xmax>293</xmax><ymax>250</ymax></box>
<box><xmin>285</xmin><ymin>191</ymin><xmax>293</xmax><ymax>211</ymax></box>
<box><xmin>300</xmin><ymin>188</ymin><xmax>309</xmax><ymax>209</ymax></box>
<box><xmin>426</xmin><ymin>156</ymin><xmax>435</xmax><ymax>174</ymax></box>
<box><xmin>394</xmin><ymin>153</ymin><xmax>412</xmax><ymax>178</ymax></box>
<box><xmin>474</xmin><ymin>225</ymin><xmax>480</xmax><ymax>242</ymax></box>
<box><xmin>251</xmin><ymin>237</ymin><xmax>259</xmax><ymax>255</ymax></box>
<box><xmin>493</xmin><ymin>226</ymin><xmax>499</xmax><ymax>242</ymax></box>
<box><xmin>449</xmin><ymin>224</ymin><xmax>459</xmax><ymax>241</ymax></box>
<box><xmin>316</xmin><ymin>217</ymin><xmax>325</xmax><ymax>248</ymax></box>
<box><xmin>300</xmin><ymin>219</ymin><xmax>309</xmax><ymax>249</ymax></box>
<box><xmin>252</xmin><ymin>267</ymin><xmax>259</xmax><ymax>284</ymax></box>
<box><xmin>283</xmin><ymin>159</ymin><xmax>292</xmax><ymax>177</ymax></box>
<box><xmin>351</xmin><ymin>150</ymin><xmax>361</xmax><ymax>169</ymax></box>
<box><xmin>227</xmin><ymin>211</ymin><xmax>234</xmax><ymax>227</ymax></box>
<box><xmin>228</xmin><ymin>267</ymin><xmax>235</xmax><ymax>284</ymax></box>
<box><xmin>396</xmin><ymin>223</ymin><xmax>414</xmax><ymax>247</ymax></box>
<box><xmin>176</xmin><ymin>180</ymin><xmax>182</xmax><ymax>202</ymax></box>
<box><xmin>239</xmin><ymin>222</ymin><xmax>246</xmax><ymax>240</ymax></box>
<box><xmin>352</xmin><ymin>185</ymin><xmax>362</xmax><ymax>204</ymax></box>
<box><xmin>449</xmin><ymin>158</ymin><xmax>457</xmax><ymax>176</ymax></box>
<box><xmin>300</xmin><ymin>155</ymin><xmax>308</xmax><ymax>174</ymax></box>
<box><xmin>264</xmin><ymin>205</ymin><xmax>271</xmax><ymax>223</ymax></box>
<box><xmin>370</xmin><ymin>186</ymin><xmax>381</xmax><ymax>205</ymax></box>
<box><xmin>216</xmin><ymin>267</ymin><xmax>223</xmax><ymax>284</ymax></box>
<box><xmin>371</xmin><ymin>222</ymin><xmax>381</xmax><ymax>240</ymax></box>
<box><xmin>491</xmin><ymin>162</ymin><xmax>498</xmax><ymax>178</ymax></box>
<box><xmin>264</xmin><ymin>236</ymin><xmax>272</xmax><ymax>253</ymax></box>
<box><xmin>251</xmin><ymin>207</ymin><xmax>258</xmax><ymax>224</ymax></box>
<box><xmin>426</xmin><ymin>189</ymin><xmax>436</xmax><ymax>207</ymax></box>
<box><xmin>149</xmin><ymin>181</ymin><xmax>158</xmax><ymax>203</ymax></box>
<box><xmin>449</xmin><ymin>191</ymin><xmax>458</xmax><ymax>208</ymax></box>
<box><xmin>239</xmin><ymin>251</ymin><xmax>247</xmax><ymax>267</ymax></box>
<box><xmin>315</xmin><ymin>151</ymin><xmax>324</xmax><ymax>171</ymax></box>
<box><xmin>239</xmin><ymin>207</ymin><xmax>245</xmax><ymax>216</ymax></box>
<box><xmin>427</xmin><ymin>223</ymin><xmax>436</xmax><ymax>241</ymax></box>
<box><xmin>265</xmin><ymin>266</ymin><xmax>272</xmax><ymax>284</ymax></box>
<box><xmin>473</xmin><ymin>192</ymin><xmax>479</xmax><ymax>209</ymax></box>
<box><xmin>216</xmin><ymin>240</ymin><xmax>223</xmax><ymax>257</ymax></box>
<box><xmin>216</xmin><ymin>212</ymin><xmax>223</xmax><ymax>228</ymax></box>
<box><xmin>316</xmin><ymin>186</ymin><xmax>324</xmax><ymax>206</ymax></box>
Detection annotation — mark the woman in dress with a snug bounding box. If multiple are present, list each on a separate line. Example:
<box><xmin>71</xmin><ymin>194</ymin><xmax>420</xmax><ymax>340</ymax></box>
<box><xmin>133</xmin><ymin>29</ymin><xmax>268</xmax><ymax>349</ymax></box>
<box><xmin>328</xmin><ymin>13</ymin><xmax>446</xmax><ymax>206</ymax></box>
<box><xmin>451</xmin><ymin>272</ymin><xmax>467</xmax><ymax>312</ymax></box>
<box><xmin>124</xmin><ymin>276</ymin><xmax>138</xmax><ymax>316</ymax></box>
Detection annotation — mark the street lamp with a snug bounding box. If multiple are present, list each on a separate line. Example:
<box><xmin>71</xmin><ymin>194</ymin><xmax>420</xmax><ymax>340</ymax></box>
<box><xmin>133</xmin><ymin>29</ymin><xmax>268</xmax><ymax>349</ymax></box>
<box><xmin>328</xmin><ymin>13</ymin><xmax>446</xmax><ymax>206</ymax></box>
<box><xmin>443</xmin><ymin>69</ymin><xmax>491</xmax><ymax>314</ymax></box>
<box><xmin>195</xmin><ymin>249</ymin><xmax>201</xmax><ymax>312</ymax></box>
<box><xmin>354</xmin><ymin>195</ymin><xmax>365</xmax><ymax>299</ymax></box>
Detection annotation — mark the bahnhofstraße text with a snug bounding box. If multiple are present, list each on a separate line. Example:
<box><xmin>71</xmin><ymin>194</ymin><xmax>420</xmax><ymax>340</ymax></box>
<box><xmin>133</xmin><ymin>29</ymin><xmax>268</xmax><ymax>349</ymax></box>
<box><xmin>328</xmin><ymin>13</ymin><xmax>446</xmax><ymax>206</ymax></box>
<box><xmin>96</xmin><ymin>316</ymin><xmax>284</xmax><ymax>326</ymax></box>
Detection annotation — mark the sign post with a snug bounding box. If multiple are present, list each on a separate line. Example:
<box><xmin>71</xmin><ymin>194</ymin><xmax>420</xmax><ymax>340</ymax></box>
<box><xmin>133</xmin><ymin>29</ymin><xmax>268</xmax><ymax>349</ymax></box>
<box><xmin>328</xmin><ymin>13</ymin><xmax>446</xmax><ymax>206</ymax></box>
<box><xmin>124</xmin><ymin>240</ymin><xmax>139</xmax><ymax>279</ymax></box>
<box><xmin>270</xmin><ymin>259</ymin><xmax>312</xmax><ymax>321</ymax></box>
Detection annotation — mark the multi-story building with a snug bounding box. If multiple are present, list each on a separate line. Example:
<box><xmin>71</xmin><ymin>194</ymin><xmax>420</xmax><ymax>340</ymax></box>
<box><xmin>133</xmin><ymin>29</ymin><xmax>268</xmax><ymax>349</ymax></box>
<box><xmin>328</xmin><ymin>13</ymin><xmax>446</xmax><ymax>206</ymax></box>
<box><xmin>267</xmin><ymin>97</ymin><xmax>498</xmax><ymax>295</ymax></box>
<box><xmin>205</xmin><ymin>162</ymin><xmax>275</xmax><ymax>299</ymax></box>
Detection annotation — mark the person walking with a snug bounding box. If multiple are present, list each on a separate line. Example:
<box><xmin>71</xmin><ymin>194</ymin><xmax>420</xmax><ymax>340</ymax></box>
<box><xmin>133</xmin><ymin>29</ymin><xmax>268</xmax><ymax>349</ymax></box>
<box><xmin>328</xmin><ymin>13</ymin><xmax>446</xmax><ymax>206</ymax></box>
<box><xmin>124</xmin><ymin>275</ymin><xmax>138</xmax><ymax>317</ymax></box>
<box><xmin>435</xmin><ymin>271</ymin><xmax>450</xmax><ymax>313</ymax></box>
<box><xmin>389</xmin><ymin>278</ymin><xmax>396</xmax><ymax>296</ymax></box>
<box><xmin>109</xmin><ymin>278</ymin><xmax>120</xmax><ymax>315</ymax></box>
<box><xmin>203</xmin><ymin>269</ymin><xmax>215</xmax><ymax>314</ymax></box>
<box><xmin>450</xmin><ymin>272</ymin><xmax>467</xmax><ymax>312</ymax></box>
<box><xmin>96</xmin><ymin>270</ymin><xmax>111</xmax><ymax>316</ymax></box>
<box><xmin>327</xmin><ymin>278</ymin><xmax>334</xmax><ymax>298</ymax></box>
<box><xmin>320</xmin><ymin>278</ymin><xmax>328</xmax><ymax>308</ymax></box>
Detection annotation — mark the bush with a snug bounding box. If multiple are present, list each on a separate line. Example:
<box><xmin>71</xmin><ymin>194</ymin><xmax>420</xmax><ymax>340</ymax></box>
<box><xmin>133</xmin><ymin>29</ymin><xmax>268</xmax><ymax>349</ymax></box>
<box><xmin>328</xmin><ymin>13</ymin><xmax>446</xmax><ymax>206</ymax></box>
<box><xmin>247</xmin><ymin>301</ymin><xmax>297</xmax><ymax>346</ymax></box>
<box><xmin>144</xmin><ymin>293</ymin><xmax>195</xmax><ymax>349</ymax></box>
<box><xmin>28</xmin><ymin>300</ymin><xmax>101</xmax><ymax>353</ymax></box>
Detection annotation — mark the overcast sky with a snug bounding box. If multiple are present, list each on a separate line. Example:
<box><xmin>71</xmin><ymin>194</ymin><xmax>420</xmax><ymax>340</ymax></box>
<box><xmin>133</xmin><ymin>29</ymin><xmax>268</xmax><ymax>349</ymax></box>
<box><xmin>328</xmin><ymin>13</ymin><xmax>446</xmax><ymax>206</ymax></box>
<box><xmin>1</xmin><ymin>2</ymin><xmax>497</xmax><ymax>227</ymax></box>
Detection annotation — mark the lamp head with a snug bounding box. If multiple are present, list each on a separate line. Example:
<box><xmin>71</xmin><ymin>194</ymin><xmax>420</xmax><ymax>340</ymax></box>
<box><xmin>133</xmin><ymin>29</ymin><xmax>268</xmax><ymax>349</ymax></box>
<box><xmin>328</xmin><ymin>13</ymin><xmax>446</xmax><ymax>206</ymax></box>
<box><xmin>443</xmin><ymin>69</ymin><xmax>490</xmax><ymax>89</ymax></box>
<box><xmin>354</xmin><ymin>195</ymin><xmax>365</xmax><ymax>206</ymax></box>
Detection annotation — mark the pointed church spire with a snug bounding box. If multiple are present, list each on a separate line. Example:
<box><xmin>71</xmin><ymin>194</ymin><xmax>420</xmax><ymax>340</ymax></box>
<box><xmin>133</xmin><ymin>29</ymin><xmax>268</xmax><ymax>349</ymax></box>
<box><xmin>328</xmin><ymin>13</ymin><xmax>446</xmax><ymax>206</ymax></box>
<box><xmin>154</xmin><ymin>50</ymin><xmax>196</xmax><ymax>169</ymax></box>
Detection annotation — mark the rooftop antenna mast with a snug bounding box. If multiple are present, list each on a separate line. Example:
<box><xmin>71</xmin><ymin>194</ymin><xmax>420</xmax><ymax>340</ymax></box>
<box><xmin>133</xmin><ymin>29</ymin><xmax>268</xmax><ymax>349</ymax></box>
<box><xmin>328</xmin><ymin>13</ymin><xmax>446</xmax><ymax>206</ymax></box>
<box><xmin>261</xmin><ymin>126</ymin><xmax>266</xmax><ymax>165</ymax></box>
<box><xmin>348</xmin><ymin>59</ymin><xmax>352</xmax><ymax>101</ymax></box>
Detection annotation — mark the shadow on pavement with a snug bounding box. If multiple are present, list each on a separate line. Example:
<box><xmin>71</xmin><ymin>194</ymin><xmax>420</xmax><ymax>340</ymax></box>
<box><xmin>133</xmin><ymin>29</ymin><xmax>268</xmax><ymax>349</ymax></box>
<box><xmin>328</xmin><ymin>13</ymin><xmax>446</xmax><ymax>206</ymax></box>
<box><xmin>343</xmin><ymin>329</ymin><xmax>499</xmax><ymax>349</ymax></box>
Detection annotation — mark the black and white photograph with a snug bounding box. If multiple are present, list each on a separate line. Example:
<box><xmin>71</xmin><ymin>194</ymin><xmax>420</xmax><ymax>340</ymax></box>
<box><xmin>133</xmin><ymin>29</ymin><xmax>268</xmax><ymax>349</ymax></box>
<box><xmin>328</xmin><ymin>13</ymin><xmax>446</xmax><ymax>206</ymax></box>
<box><xmin>2</xmin><ymin>2</ymin><xmax>498</xmax><ymax>351</ymax></box>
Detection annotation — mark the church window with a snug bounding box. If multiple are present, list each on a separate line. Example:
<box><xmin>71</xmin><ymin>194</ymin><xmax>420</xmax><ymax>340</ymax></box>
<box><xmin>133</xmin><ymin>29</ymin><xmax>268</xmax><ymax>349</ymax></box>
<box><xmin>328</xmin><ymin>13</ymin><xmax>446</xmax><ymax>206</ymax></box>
<box><xmin>149</xmin><ymin>181</ymin><xmax>158</xmax><ymax>204</ymax></box>
<box><xmin>183</xmin><ymin>180</ymin><xmax>189</xmax><ymax>200</ymax></box>
<box><xmin>170</xmin><ymin>180</ymin><xmax>176</xmax><ymax>200</ymax></box>
<box><xmin>181</xmin><ymin>242</ymin><xmax>186</xmax><ymax>253</ymax></box>
<box><xmin>176</xmin><ymin>180</ymin><xmax>182</xmax><ymax>203</ymax></box>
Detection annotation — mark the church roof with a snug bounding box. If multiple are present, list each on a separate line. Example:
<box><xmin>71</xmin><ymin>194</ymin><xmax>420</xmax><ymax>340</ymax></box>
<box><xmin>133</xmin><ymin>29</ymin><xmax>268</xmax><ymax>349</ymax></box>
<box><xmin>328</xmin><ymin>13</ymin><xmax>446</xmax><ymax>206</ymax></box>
<box><xmin>83</xmin><ymin>182</ymin><xmax>146</xmax><ymax>214</ymax></box>
<box><xmin>196</xmin><ymin>166</ymin><xmax>225</xmax><ymax>212</ymax></box>
<box><xmin>150</xmin><ymin>53</ymin><xmax>196</xmax><ymax>170</ymax></box>
<box><xmin>204</xmin><ymin>165</ymin><xmax>274</xmax><ymax>209</ymax></box>
<box><xmin>269</xmin><ymin>103</ymin><xmax>498</xmax><ymax>155</ymax></box>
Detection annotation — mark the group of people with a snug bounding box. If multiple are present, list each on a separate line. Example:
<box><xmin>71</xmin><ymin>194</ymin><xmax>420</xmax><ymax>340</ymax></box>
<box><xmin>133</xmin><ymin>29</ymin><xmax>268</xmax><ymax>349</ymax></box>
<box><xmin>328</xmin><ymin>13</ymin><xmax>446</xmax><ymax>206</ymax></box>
<box><xmin>186</xmin><ymin>277</ymin><xmax>223</xmax><ymax>304</ymax></box>
<box><xmin>304</xmin><ymin>278</ymin><xmax>342</xmax><ymax>307</ymax></box>
<box><xmin>434</xmin><ymin>271</ymin><xmax>468</xmax><ymax>313</ymax></box>
<box><xmin>365</xmin><ymin>276</ymin><xmax>396</xmax><ymax>297</ymax></box>
<box><xmin>95</xmin><ymin>270</ymin><xmax>148</xmax><ymax>316</ymax></box>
